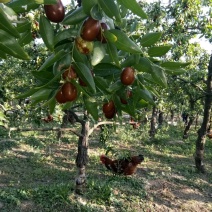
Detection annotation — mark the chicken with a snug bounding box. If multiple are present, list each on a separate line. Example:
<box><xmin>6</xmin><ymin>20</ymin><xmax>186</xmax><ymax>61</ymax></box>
<box><xmin>100</xmin><ymin>154</ymin><xmax>144</xmax><ymax>175</ymax></box>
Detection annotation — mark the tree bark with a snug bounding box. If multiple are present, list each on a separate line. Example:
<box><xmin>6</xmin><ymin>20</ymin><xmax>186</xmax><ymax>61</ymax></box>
<box><xmin>158</xmin><ymin>110</ymin><xmax>164</xmax><ymax>127</ymax></box>
<box><xmin>183</xmin><ymin>99</ymin><xmax>195</xmax><ymax>139</ymax></box>
<box><xmin>194</xmin><ymin>54</ymin><xmax>212</xmax><ymax>173</ymax></box>
<box><xmin>183</xmin><ymin>115</ymin><xmax>195</xmax><ymax>139</ymax></box>
<box><xmin>75</xmin><ymin>119</ymin><xmax>89</xmax><ymax>193</ymax></box>
<box><xmin>170</xmin><ymin>109</ymin><xmax>174</xmax><ymax>123</ymax></box>
<box><xmin>149</xmin><ymin>105</ymin><xmax>157</xmax><ymax>138</ymax></box>
<box><xmin>57</xmin><ymin>110</ymin><xmax>76</xmax><ymax>140</ymax></box>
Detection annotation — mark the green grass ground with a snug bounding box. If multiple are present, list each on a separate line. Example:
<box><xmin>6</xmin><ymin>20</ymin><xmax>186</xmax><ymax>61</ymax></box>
<box><xmin>0</xmin><ymin>123</ymin><xmax>211</xmax><ymax>211</ymax></box>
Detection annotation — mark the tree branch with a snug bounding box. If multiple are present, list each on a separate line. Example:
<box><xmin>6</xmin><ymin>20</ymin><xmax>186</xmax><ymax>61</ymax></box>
<box><xmin>7</xmin><ymin>127</ymin><xmax>82</xmax><ymax>137</ymax></box>
<box><xmin>88</xmin><ymin>121</ymin><xmax>114</xmax><ymax>137</ymax></box>
<box><xmin>175</xmin><ymin>76</ymin><xmax>206</xmax><ymax>94</ymax></box>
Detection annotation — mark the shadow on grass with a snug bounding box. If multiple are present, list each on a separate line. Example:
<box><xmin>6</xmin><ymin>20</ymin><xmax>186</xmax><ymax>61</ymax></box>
<box><xmin>0</xmin><ymin>139</ymin><xmax>19</xmax><ymax>152</ymax></box>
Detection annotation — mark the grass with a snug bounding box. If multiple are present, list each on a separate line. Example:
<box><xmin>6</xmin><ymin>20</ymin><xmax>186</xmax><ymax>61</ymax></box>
<box><xmin>0</xmin><ymin>122</ymin><xmax>212</xmax><ymax>211</ymax></box>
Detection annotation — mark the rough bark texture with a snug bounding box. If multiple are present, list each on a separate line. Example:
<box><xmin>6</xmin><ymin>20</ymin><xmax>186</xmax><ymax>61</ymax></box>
<box><xmin>149</xmin><ymin>106</ymin><xmax>157</xmax><ymax>138</ymax></box>
<box><xmin>194</xmin><ymin>113</ymin><xmax>199</xmax><ymax>130</ymax></box>
<box><xmin>74</xmin><ymin>114</ymin><xmax>89</xmax><ymax>194</ymax></box>
<box><xmin>194</xmin><ymin>54</ymin><xmax>212</xmax><ymax>173</ymax></box>
<box><xmin>183</xmin><ymin>115</ymin><xmax>195</xmax><ymax>139</ymax></box>
<box><xmin>183</xmin><ymin>99</ymin><xmax>195</xmax><ymax>139</ymax></box>
<box><xmin>158</xmin><ymin>110</ymin><xmax>164</xmax><ymax>127</ymax></box>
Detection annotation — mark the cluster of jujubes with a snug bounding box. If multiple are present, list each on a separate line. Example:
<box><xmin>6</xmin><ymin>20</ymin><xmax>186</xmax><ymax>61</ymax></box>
<box><xmin>75</xmin><ymin>17</ymin><xmax>108</xmax><ymax>54</ymax></box>
<box><xmin>55</xmin><ymin>66</ymin><xmax>93</xmax><ymax>104</ymax></box>
<box><xmin>102</xmin><ymin>100</ymin><xmax>116</xmax><ymax>119</ymax></box>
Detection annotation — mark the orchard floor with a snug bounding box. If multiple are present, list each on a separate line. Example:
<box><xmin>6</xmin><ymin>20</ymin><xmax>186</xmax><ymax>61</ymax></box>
<box><xmin>0</xmin><ymin>124</ymin><xmax>211</xmax><ymax>211</ymax></box>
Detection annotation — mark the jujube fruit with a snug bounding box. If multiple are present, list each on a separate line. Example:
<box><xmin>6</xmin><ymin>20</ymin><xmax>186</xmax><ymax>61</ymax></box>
<box><xmin>104</xmin><ymin>110</ymin><xmax>116</xmax><ymax>119</ymax></box>
<box><xmin>102</xmin><ymin>100</ymin><xmax>115</xmax><ymax>114</ymax></box>
<box><xmin>97</xmin><ymin>22</ymin><xmax>108</xmax><ymax>43</ymax></box>
<box><xmin>44</xmin><ymin>0</ymin><xmax>65</xmax><ymax>23</ymax></box>
<box><xmin>55</xmin><ymin>89</ymin><xmax>67</xmax><ymax>104</ymax></box>
<box><xmin>62</xmin><ymin>82</ymin><xmax>77</xmax><ymax>101</ymax></box>
<box><xmin>120</xmin><ymin>90</ymin><xmax>132</xmax><ymax>104</ymax></box>
<box><xmin>75</xmin><ymin>36</ymin><xmax>94</xmax><ymax>55</ymax></box>
<box><xmin>81</xmin><ymin>17</ymin><xmax>100</xmax><ymax>41</ymax></box>
<box><xmin>121</xmin><ymin>67</ymin><xmax>135</xmax><ymax>85</ymax></box>
<box><xmin>62</xmin><ymin>66</ymin><xmax>77</xmax><ymax>81</ymax></box>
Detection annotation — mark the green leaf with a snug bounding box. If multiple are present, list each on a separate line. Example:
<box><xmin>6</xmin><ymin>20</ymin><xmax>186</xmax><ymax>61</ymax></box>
<box><xmin>0</xmin><ymin>6</ymin><xmax>20</xmax><ymax>38</ymax></box>
<box><xmin>108</xmin><ymin>80</ymin><xmax>124</xmax><ymax>93</ymax></box>
<box><xmin>62</xmin><ymin>7</ymin><xmax>87</xmax><ymax>25</ymax></box>
<box><xmin>84</xmin><ymin>96</ymin><xmax>98</xmax><ymax>121</ymax></box>
<box><xmin>117</xmin><ymin>0</ymin><xmax>147</xmax><ymax>19</ymax></box>
<box><xmin>165</xmin><ymin>68</ymin><xmax>187</xmax><ymax>75</ymax></box>
<box><xmin>140</xmin><ymin>32</ymin><xmax>162</xmax><ymax>47</ymax></box>
<box><xmin>90</xmin><ymin>4</ymin><xmax>102</xmax><ymax>20</ymax></box>
<box><xmin>104</xmin><ymin>30</ymin><xmax>117</xmax><ymax>42</ymax></box>
<box><xmin>98</xmin><ymin>0</ymin><xmax>121</xmax><ymax>22</ymax></box>
<box><xmin>82</xmin><ymin>0</ymin><xmax>98</xmax><ymax>15</ymax></box>
<box><xmin>73</xmin><ymin>62</ymin><xmax>96</xmax><ymax>93</ymax></box>
<box><xmin>0</xmin><ymin>29</ymin><xmax>29</xmax><ymax>60</ymax></box>
<box><xmin>38</xmin><ymin>49</ymin><xmax>67</xmax><ymax>71</ymax></box>
<box><xmin>0</xmin><ymin>49</ymin><xmax>7</xmax><ymax>59</ymax></box>
<box><xmin>7</xmin><ymin>0</ymin><xmax>39</xmax><ymax>13</ymax></box>
<box><xmin>54</xmin><ymin>28</ymin><xmax>78</xmax><ymax>46</ymax></box>
<box><xmin>18</xmin><ymin>31</ymin><xmax>33</xmax><ymax>46</ymax></box>
<box><xmin>91</xmin><ymin>41</ymin><xmax>106</xmax><ymax>66</ymax></box>
<box><xmin>39</xmin><ymin>15</ymin><xmax>54</xmax><ymax>51</ymax></box>
<box><xmin>93</xmin><ymin>63</ymin><xmax>121</xmax><ymax>77</ymax></box>
<box><xmin>148</xmin><ymin>45</ymin><xmax>172</xmax><ymax>57</ymax></box>
<box><xmin>139</xmin><ymin>89</ymin><xmax>154</xmax><ymax>104</ymax></box>
<box><xmin>121</xmin><ymin>55</ymin><xmax>136</xmax><ymax>68</ymax></box>
<box><xmin>42</xmin><ymin>0</ymin><xmax>57</xmax><ymax>4</ymax></box>
<box><xmin>53</xmin><ymin>53</ymin><xmax>71</xmax><ymax>75</ymax></box>
<box><xmin>107</xmin><ymin>42</ymin><xmax>120</xmax><ymax>67</ymax></box>
<box><xmin>134</xmin><ymin>57</ymin><xmax>153</xmax><ymax>73</ymax></box>
<box><xmin>16</xmin><ymin>19</ymin><xmax>31</xmax><ymax>33</ymax></box>
<box><xmin>160</xmin><ymin>61</ymin><xmax>191</xmax><ymax>70</ymax></box>
<box><xmin>16</xmin><ymin>87</ymin><xmax>39</xmax><ymax>99</ymax></box>
<box><xmin>31</xmin><ymin>88</ymin><xmax>52</xmax><ymax>102</ymax></box>
<box><xmin>32</xmin><ymin>70</ymin><xmax>54</xmax><ymax>83</ymax></box>
<box><xmin>94</xmin><ymin>76</ymin><xmax>110</xmax><ymax>94</ymax></box>
<box><xmin>151</xmin><ymin>65</ymin><xmax>167</xmax><ymax>88</ymax></box>
<box><xmin>107</xmin><ymin>29</ymin><xmax>142</xmax><ymax>54</ymax></box>
<box><xmin>48</xmin><ymin>98</ymin><xmax>56</xmax><ymax>114</ymax></box>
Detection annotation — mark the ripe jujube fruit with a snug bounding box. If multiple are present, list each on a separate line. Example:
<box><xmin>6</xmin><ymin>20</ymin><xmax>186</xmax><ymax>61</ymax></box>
<box><xmin>104</xmin><ymin>110</ymin><xmax>116</xmax><ymax>119</ymax></box>
<box><xmin>121</xmin><ymin>67</ymin><xmax>135</xmax><ymax>85</ymax></box>
<box><xmin>62</xmin><ymin>66</ymin><xmax>77</xmax><ymax>81</ymax></box>
<box><xmin>55</xmin><ymin>89</ymin><xmax>67</xmax><ymax>104</ymax></box>
<box><xmin>81</xmin><ymin>17</ymin><xmax>100</xmax><ymax>41</ymax></box>
<box><xmin>44</xmin><ymin>0</ymin><xmax>65</xmax><ymax>23</ymax></box>
<box><xmin>120</xmin><ymin>90</ymin><xmax>132</xmax><ymax>104</ymax></box>
<box><xmin>62</xmin><ymin>82</ymin><xmax>77</xmax><ymax>102</ymax></box>
<box><xmin>102</xmin><ymin>100</ymin><xmax>115</xmax><ymax>114</ymax></box>
<box><xmin>75</xmin><ymin>36</ymin><xmax>94</xmax><ymax>55</ymax></box>
<box><xmin>97</xmin><ymin>22</ymin><xmax>108</xmax><ymax>43</ymax></box>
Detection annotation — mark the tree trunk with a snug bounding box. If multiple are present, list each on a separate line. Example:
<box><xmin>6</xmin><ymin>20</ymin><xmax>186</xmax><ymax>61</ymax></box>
<box><xmin>170</xmin><ymin>109</ymin><xmax>174</xmax><ymax>123</ymax></box>
<box><xmin>158</xmin><ymin>110</ymin><xmax>164</xmax><ymax>127</ymax></box>
<box><xmin>149</xmin><ymin>106</ymin><xmax>157</xmax><ymax>138</ymax></box>
<box><xmin>194</xmin><ymin>54</ymin><xmax>212</xmax><ymax>173</ymax></box>
<box><xmin>183</xmin><ymin>99</ymin><xmax>195</xmax><ymax>139</ymax></box>
<box><xmin>75</xmin><ymin>119</ymin><xmax>89</xmax><ymax>193</ymax></box>
<box><xmin>57</xmin><ymin>110</ymin><xmax>76</xmax><ymax>140</ymax></box>
<box><xmin>183</xmin><ymin>115</ymin><xmax>195</xmax><ymax>139</ymax></box>
<box><xmin>195</xmin><ymin>113</ymin><xmax>199</xmax><ymax>130</ymax></box>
